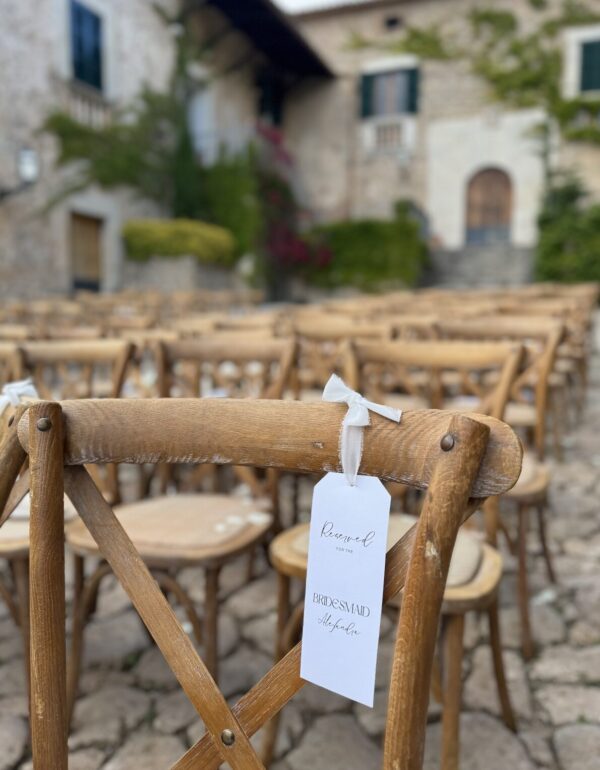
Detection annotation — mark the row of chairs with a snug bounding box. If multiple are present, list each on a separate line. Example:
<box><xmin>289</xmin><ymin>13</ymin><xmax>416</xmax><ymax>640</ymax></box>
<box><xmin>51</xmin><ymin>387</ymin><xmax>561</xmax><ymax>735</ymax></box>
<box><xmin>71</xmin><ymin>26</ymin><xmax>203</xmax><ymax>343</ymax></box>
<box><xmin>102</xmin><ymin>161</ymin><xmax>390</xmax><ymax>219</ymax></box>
<box><xmin>0</xmin><ymin>282</ymin><xmax>597</xmax><ymax>769</ymax></box>
<box><xmin>2</xmin><ymin>381</ymin><xmax>522</xmax><ymax>770</ymax></box>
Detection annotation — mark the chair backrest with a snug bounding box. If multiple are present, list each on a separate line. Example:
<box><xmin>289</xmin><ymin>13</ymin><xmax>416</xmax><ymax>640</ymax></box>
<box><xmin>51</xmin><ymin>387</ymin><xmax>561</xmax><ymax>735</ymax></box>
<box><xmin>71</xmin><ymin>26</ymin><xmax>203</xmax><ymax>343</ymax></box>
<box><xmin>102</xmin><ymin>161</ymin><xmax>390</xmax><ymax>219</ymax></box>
<box><xmin>292</xmin><ymin>317</ymin><xmax>392</xmax><ymax>395</ymax></box>
<box><xmin>6</xmin><ymin>398</ymin><xmax>521</xmax><ymax>770</ymax></box>
<box><xmin>437</xmin><ymin>317</ymin><xmax>564</xmax><ymax>458</ymax></box>
<box><xmin>0</xmin><ymin>324</ymin><xmax>31</xmax><ymax>341</ymax></box>
<box><xmin>347</xmin><ymin>339</ymin><xmax>524</xmax><ymax>421</ymax></box>
<box><xmin>0</xmin><ymin>342</ymin><xmax>24</xmax><ymax>387</ymax></box>
<box><xmin>155</xmin><ymin>335</ymin><xmax>296</xmax><ymax>502</ymax></box>
<box><xmin>156</xmin><ymin>335</ymin><xmax>296</xmax><ymax>400</ymax></box>
<box><xmin>19</xmin><ymin>339</ymin><xmax>134</xmax><ymax>400</ymax></box>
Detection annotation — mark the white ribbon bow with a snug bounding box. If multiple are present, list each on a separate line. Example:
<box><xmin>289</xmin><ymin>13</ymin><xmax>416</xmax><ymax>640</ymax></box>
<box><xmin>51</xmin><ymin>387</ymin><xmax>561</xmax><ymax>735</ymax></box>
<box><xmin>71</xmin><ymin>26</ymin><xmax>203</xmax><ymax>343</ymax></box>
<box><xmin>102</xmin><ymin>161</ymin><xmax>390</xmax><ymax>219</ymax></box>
<box><xmin>0</xmin><ymin>378</ymin><xmax>39</xmax><ymax>416</ymax></box>
<box><xmin>323</xmin><ymin>374</ymin><xmax>401</xmax><ymax>486</ymax></box>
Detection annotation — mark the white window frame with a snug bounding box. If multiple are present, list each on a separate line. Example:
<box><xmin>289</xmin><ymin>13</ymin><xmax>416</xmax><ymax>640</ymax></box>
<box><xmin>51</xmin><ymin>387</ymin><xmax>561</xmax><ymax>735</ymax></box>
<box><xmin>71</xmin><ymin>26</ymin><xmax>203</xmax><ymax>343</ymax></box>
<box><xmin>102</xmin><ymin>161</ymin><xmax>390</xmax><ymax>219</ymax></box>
<box><xmin>360</xmin><ymin>55</ymin><xmax>419</xmax><ymax>159</ymax></box>
<box><xmin>362</xmin><ymin>54</ymin><xmax>419</xmax><ymax>75</ymax></box>
<box><xmin>563</xmin><ymin>24</ymin><xmax>600</xmax><ymax>98</ymax></box>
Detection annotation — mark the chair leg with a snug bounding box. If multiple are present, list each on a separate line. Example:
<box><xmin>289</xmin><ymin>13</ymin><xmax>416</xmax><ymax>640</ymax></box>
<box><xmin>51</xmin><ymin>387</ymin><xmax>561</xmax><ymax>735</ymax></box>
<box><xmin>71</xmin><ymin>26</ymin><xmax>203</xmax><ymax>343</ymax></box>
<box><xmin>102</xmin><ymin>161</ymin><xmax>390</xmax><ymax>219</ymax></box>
<box><xmin>67</xmin><ymin>555</ymin><xmax>85</xmax><ymax>727</ymax></box>
<box><xmin>487</xmin><ymin>598</ymin><xmax>517</xmax><ymax>732</ymax></box>
<box><xmin>245</xmin><ymin>547</ymin><xmax>257</xmax><ymax>583</ymax></box>
<box><xmin>262</xmin><ymin>572</ymin><xmax>291</xmax><ymax>767</ymax></box>
<box><xmin>430</xmin><ymin>645</ymin><xmax>444</xmax><ymax>705</ymax></box>
<box><xmin>441</xmin><ymin>613</ymin><xmax>464</xmax><ymax>770</ymax></box>
<box><xmin>13</xmin><ymin>557</ymin><xmax>30</xmax><ymax>714</ymax></box>
<box><xmin>291</xmin><ymin>474</ymin><xmax>300</xmax><ymax>525</ymax></box>
<box><xmin>67</xmin><ymin>561</ymin><xmax>112</xmax><ymax>726</ymax></box>
<box><xmin>550</xmin><ymin>391</ymin><xmax>564</xmax><ymax>462</ymax></box>
<box><xmin>536</xmin><ymin>502</ymin><xmax>556</xmax><ymax>585</ymax></box>
<box><xmin>0</xmin><ymin>574</ymin><xmax>20</xmax><ymax>626</ymax></box>
<box><xmin>203</xmin><ymin>565</ymin><xmax>221</xmax><ymax>682</ymax></box>
<box><xmin>517</xmin><ymin>506</ymin><xmax>535</xmax><ymax>661</ymax></box>
<box><xmin>153</xmin><ymin>570</ymin><xmax>203</xmax><ymax>647</ymax></box>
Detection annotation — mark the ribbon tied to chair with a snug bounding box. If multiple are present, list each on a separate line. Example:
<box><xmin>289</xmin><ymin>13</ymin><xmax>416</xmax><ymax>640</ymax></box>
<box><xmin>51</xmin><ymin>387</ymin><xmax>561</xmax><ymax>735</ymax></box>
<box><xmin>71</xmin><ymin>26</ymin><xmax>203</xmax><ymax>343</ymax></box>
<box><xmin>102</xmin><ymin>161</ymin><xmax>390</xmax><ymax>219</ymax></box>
<box><xmin>0</xmin><ymin>378</ymin><xmax>39</xmax><ymax>415</ymax></box>
<box><xmin>322</xmin><ymin>374</ymin><xmax>401</xmax><ymax>486</ymax></box>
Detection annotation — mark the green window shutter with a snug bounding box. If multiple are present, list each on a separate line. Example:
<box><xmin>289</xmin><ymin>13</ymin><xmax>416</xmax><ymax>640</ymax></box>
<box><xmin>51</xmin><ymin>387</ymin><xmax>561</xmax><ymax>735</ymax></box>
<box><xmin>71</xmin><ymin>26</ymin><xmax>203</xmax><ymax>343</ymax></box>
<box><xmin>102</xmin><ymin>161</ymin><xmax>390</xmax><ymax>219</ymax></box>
<box><xmin>407</xmin><ymin>67</ymin><xmax>420</xmax><ymax>114</ymax></box>
<box><xmin>581</xmin><ymin>40</ymin><xmax>600</xmax><ymax>92</ymax></box>
<box><xmin>360</xmin><ymin>74</ymin><xmax>374</xmax><ymax>118</ymax></box>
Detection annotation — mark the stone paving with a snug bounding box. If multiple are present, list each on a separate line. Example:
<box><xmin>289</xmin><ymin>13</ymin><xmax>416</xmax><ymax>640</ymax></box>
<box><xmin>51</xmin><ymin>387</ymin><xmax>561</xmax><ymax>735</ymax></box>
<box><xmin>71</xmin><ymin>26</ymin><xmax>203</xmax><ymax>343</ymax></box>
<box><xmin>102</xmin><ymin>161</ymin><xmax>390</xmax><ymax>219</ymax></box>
<box><xmin>2</xmin><ymin>353</ymin><xmax>600</xmax><ymax>769</ymax></box>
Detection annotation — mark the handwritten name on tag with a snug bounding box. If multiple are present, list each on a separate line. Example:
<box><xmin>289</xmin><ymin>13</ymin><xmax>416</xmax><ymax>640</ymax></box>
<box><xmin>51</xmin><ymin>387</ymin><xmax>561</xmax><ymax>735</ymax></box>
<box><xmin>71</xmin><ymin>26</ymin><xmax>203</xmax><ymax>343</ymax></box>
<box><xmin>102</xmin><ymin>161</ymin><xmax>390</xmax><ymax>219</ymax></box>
<box><xmin>300</xmin><ymin>472</ymin><xmax>390</xmax><ymax>707</ymax></box>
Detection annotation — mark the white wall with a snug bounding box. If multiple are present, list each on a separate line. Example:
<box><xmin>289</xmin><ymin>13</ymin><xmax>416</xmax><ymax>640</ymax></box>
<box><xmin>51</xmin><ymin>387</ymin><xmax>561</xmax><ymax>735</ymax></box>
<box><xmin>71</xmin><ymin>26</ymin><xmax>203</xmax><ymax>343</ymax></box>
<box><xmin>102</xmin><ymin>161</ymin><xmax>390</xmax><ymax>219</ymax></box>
<box><xmin>426</xmin><ymin>108</ymin><xmax>546</xmax><ymax>249</ymax></box>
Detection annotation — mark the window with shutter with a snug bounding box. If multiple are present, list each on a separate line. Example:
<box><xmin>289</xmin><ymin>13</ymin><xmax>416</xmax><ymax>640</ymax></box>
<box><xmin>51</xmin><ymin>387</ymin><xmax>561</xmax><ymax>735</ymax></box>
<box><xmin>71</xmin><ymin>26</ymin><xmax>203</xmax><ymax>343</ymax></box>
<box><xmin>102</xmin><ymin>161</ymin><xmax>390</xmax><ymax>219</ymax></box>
<box><xmin>359</xmin><ymin>67</ymin><xmax>419</xmax><ymax>119</ymax></box>
<box><xmin>581</xmin><ymin>40</ymin><xmax>600</xmax><ymax>92</ymax></box>
<box><xmin>71</xmin><ymin>0</ymin><xmax>103</xmax><ymax>91</ymax></box>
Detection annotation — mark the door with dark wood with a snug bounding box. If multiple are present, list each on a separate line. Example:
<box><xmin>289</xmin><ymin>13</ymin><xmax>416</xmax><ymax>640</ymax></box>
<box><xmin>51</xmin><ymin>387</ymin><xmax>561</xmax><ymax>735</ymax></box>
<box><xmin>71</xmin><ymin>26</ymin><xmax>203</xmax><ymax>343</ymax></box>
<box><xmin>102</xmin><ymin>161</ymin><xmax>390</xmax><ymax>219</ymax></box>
<box><xmin>466</xmin><ymin>168</ymin><xmax>512</xmax><ymax>245</ymax></box>
<box><xmin>70</xmin><ymin>212</ymin><xmax>103</xmax><ymax>291</ymax></box>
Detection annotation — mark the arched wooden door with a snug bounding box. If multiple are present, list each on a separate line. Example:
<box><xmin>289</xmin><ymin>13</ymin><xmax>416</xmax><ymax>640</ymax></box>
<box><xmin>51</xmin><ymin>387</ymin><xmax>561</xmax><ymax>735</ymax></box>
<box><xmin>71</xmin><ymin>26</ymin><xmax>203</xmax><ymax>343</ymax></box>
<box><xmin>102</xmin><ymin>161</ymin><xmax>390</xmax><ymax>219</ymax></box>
<box><xmin>466</xmin><ymin>168</ymin><xmax>512</xmax><ymax>245</ymax></box>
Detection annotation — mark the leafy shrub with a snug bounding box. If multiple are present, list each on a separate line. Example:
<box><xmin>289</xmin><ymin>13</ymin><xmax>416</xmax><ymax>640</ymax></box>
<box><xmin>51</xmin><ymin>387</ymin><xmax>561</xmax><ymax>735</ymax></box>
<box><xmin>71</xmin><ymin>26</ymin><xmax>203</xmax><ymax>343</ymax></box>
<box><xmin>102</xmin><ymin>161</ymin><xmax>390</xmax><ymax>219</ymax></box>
<box><xmin>200</xmin><ymin>149</ymin><xmax>262</xmax><ymax>258</ymax></box>
<box><xmin>535</xmin><ymin>177</ymin><xmax>600</xmax><ymax>282</ymax></box>
<box><xmin>122</xmin><ymin>219</ymin><xmax>236</xmax><ymax>266</ymax></box>
<box><xmin>307</xmin><ymin>203</ymin><xmax>428</xmax><ymax>290</ymax></box>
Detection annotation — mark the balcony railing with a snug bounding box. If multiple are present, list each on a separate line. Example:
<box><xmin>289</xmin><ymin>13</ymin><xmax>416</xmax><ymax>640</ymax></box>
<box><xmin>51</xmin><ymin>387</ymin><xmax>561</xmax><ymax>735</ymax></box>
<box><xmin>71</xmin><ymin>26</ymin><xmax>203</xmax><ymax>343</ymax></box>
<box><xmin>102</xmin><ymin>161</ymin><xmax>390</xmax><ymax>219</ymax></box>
<box><xmin>55</xmin><ymin>78</ymin><xmax>113</xmax><ymax>128</ymax></box>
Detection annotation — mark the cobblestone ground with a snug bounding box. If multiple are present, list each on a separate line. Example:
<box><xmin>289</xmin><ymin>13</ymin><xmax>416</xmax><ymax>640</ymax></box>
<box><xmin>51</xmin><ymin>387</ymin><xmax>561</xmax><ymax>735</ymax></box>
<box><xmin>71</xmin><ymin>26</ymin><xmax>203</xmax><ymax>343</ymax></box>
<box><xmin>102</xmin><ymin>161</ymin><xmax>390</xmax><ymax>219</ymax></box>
<box><xmin>2</xmin><ymin>347</ymin><xmax>600</xmax><ymax>769</ymax></box>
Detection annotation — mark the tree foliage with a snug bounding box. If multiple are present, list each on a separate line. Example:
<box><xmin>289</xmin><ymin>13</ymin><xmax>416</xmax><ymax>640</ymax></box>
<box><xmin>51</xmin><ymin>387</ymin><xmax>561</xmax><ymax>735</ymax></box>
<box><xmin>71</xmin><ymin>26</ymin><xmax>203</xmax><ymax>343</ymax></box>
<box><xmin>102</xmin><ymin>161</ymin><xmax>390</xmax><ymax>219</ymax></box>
<box><xmin>535</xmin><ymin>175</ymin><xmax>600</xmax><ymax>282</ymax></box>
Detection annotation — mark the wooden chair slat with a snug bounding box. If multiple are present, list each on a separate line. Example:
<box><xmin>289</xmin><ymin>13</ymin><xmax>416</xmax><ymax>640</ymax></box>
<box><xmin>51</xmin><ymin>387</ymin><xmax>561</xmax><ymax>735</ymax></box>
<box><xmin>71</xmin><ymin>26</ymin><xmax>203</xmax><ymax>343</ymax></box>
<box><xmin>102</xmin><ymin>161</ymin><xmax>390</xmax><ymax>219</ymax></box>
<box><xmin>64</xmin><ymin>466</ymin><xmax>265</xmax><ymax>770</ymax></box>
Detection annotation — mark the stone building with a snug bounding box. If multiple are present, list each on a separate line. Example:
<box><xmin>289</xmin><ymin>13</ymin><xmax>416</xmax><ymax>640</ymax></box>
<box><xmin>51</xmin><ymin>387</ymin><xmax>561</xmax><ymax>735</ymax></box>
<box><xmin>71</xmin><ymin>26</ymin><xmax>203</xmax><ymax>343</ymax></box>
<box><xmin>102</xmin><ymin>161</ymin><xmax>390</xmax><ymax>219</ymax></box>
<box><xmin>2</xmin><ymin>0</ymin><xmax>599</xmax><ymax>295</ymax></box>
<box><xmin>282</xmin><ymin>0</ymin><xmax>600</xmax><ymax>285</ymax></box>
<box><xmin>0</xmin><ymin>0</ymin><xmax>330</xmax><ymax>296</ymax></box>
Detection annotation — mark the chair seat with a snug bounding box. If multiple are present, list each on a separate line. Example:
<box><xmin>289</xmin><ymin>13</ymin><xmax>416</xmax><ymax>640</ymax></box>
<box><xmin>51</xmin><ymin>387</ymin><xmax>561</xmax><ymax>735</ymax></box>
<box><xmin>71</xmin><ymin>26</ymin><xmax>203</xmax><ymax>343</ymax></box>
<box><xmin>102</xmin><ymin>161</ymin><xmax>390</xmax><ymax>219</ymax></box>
<box><xmin>298</xmin><ymin>388</ymin><xmax>327</xmax><ymax>403</ymax></box>
<box><xmin>384</xmin><ymin>393</ymin><xmax>429</xmax><ymax>412</ymax></box>
<box><xmin>505</xmin><ymin>452</ymin><xmax>549</xmax><ymax>500</ymax></box>
<box><xmin>555</xmin><ymin>358</ymin><xmax>576</xmax><ymax>374</ymax></box>
<box><xmin>0</xmin><ymin>495</ymin><xmax>78</xmax><ymax>556</ymax></box>
<box><xmin>270</xmin><ymin>513</ymin><xmax>482</xmax><ymax>588</ymax></box>
<box><xmin>549</xmin><ymin>371</ymin><xmax>568</xmax><ymax>387</ymax></box>
<box><xmin>442</xmin><ymin>395</ymin><xmax>481</xmax><ymax>413</ymax></box>
<box><xmin>65</xmin><ymin>494</ymin><xmax>273</xmax><ymax>566</ymax></box>
<box><xmin>441</xmin><ymin>543</ymin><xmax>503</xmax><ymax>614</ymax></box>
<box><xmin>504</xmin><ymin>401</ymin><xmax>537</xmax><ymax>428</ymax></box>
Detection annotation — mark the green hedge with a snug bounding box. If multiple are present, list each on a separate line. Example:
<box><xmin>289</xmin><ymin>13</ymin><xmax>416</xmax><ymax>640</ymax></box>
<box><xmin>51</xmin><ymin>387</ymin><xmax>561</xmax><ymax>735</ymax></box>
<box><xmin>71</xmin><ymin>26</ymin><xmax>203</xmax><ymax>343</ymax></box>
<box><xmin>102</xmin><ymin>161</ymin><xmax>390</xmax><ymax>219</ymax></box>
<box><xmin>123</xmin><ymin>219</ymin><xmax>236</xmax><ymax>266</ymax></box>
<box><xmin>307</xmin><ymin>203</ymin><xmax>428</xmax><ymax>290</ymax></box>
<box><xmin>535</xmin><ymin>178</ymin><xmax>600</xmax><ymax>283</ymax></box>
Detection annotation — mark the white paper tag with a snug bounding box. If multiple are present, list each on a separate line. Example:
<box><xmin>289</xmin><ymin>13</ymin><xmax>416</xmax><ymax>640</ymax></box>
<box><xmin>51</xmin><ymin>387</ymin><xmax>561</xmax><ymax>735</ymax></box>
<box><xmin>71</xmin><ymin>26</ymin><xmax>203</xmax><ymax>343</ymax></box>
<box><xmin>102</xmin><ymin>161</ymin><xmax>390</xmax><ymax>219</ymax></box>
<box><xmin>300</xmin><ymin>472</ymin><xmax>391</xmax><ymax>707</ymax></box>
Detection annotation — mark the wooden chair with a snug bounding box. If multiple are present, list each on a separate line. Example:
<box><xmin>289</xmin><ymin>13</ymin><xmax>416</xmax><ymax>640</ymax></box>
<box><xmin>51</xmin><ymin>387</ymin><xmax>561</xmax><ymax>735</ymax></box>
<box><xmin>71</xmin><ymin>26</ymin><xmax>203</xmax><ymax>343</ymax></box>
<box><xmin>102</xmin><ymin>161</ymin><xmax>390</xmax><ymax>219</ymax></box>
<box><xmin>19</xmin><ymin>339</ymin><xmax>134</xmax><ymax>403</ymax></box>
<box><xmin>63</xmin><ymin>335</ymin><xmax>296</xmax><ymax>719</ymax></box>
<box><xmin>0</xmin><ymin>324</ymin><xmax>31</xmax><ymax>341</ymax></box>
<box><xmin>437</xmin><ymin>319</ymin><xmax>564</xmax><ymax>659</ymax></box>
<box><xmin>437</xmin><ymin>317</ymin><xmax>564</xmax><ymax>460</ymax></box>
<box><xmin>0</xmin><ymin>339</ymin><xmax>135</xmax><ymax>710</ymax></box>
<box><xmin>270</xmin><ymin>339</ymin><xmax>523</xmax><ymax>769</ymax></box>
<box><xmin>0</xmin><ymin>342</ymin><xmax>25</xmax><ymax>388</ymax></box>
<box><xmin>5</xmin><ymin>397</ymin><xmax>521</xmax><ymax>769</ymax></box>
<box><xmin>291</xmin><ymin>317</ymin><xmax>392</xmax><ymax>401</ymax></box>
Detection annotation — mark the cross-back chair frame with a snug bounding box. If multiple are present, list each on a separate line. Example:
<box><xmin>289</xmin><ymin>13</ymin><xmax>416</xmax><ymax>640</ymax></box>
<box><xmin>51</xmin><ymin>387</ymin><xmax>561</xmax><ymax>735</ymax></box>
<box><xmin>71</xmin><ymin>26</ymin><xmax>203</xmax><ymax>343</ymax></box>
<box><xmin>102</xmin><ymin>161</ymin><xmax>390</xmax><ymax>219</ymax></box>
<box><xmin>2</xmin><ymin>398</ymin><xmax>521</xmax><ymax>770</ymax></box>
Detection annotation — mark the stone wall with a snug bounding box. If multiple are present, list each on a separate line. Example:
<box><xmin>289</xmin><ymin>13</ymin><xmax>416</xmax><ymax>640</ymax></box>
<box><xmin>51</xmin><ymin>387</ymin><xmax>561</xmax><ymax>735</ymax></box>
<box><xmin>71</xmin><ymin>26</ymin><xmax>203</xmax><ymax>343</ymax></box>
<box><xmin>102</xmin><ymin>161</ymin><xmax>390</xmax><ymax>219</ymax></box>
<box><xmin>0</xmin><ymin>0</ymin><xmax>177</xmax><ymax>298</ymax></box>
<box><xmin>426</xmin><ymin>245</ymin><xmax>534</xmax><ymax>288</ymax></box>
<box><xmin>121</xmin><ymin>256</ymin><xmax>235</xmax><ymax>293</ymax></box>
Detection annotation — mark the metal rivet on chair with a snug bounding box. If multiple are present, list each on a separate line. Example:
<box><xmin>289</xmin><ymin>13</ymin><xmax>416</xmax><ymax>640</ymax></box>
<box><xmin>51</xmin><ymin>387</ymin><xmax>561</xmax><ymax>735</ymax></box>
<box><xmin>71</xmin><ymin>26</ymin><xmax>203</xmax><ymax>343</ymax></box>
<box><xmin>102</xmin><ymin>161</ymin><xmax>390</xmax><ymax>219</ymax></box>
<box><xmin>440</xmin><ymin>433</ymin><xmax>455</xmax><ymax>451</ymax></box>
<box><xmin>221</xmin><ymin>729</ymin><xmax>236</xmax><ymax>746</ymax></box>
<box><xmin>36</xmin><ymin>417</ymin><xmax>52</xmax><ymax>432</ymax></box>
